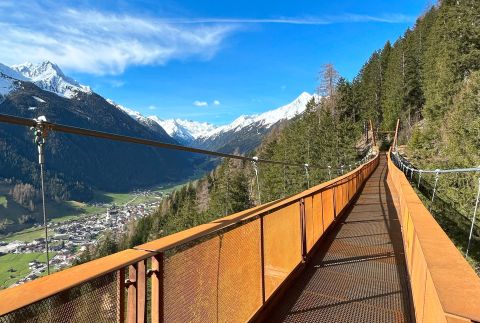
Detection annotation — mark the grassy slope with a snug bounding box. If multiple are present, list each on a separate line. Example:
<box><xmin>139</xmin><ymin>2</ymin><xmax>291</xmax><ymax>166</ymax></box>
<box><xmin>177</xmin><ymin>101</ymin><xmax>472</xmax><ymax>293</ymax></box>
<box><xmin>0</xmin><ymin>252</ymin><xmax>56</xmax><ymax>289</ymax></box>
<box><xmin>4</xmin><ymin>227</ymin><xmax>54</xmax><ymax>242</ymax></box>
<box><xmin>0</xmin><ymin>196</ymin><xmax>7</xmax><ymax>208</ymax></box>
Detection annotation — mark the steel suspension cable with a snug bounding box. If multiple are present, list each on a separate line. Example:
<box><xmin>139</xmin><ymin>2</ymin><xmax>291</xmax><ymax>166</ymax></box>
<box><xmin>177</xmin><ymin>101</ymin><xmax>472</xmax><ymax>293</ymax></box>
<box><xmin>393</xmin><ymin>151</ymin><xmax>480</xmax><ymax>174</ymax></box>
<box><xmin>0</xmin><ymin>113</ymin><xmax>370</xmax><ymax>171</ymax></box>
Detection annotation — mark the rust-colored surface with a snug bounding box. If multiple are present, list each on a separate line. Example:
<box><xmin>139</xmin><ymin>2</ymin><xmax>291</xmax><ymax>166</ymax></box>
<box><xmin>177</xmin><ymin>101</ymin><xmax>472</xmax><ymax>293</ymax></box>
<box><xmin>386</xmin><ymin>150</ymin><xmax>480</xmax><ymax>323</ymax></box>
<box><xmin>270</xmin><ymin>154</ymin><xmax>413</xmax><ymax>322</ymax></box>
<box><xmin>0</xmin><ymin>155</ymin><xmax>378</xmax><ymax>322</ymax></box>
<box><xmin>162</xmin><ymin>219</ymin><xmax>263</xmax><ymax>323</ymax></box>
<box><xmin>264</xmin><ymin>203</ymin><xmax>302</xmax><ymax>299</ymax></box>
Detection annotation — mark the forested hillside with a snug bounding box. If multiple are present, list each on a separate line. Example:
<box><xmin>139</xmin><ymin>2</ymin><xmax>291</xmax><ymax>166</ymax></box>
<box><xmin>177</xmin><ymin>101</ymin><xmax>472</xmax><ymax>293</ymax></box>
<box><xmin>82</xmin><ymin>0</ymin><xmax>480</xmax><ymax>261</ymax></box>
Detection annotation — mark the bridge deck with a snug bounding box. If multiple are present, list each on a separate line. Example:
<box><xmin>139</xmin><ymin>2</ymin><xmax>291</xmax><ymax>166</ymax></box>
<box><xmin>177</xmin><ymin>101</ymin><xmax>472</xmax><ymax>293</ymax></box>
<box><xmin>271</xmin><ymin>155</ymin><xmax>413</xmax><ymax>322</ymax></box>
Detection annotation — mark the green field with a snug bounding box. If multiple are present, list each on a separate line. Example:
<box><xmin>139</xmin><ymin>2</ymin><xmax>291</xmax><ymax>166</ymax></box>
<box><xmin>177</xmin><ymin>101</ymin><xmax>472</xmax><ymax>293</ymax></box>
<box><xmin>91</xmin><ymin>191</ymin><xmax>135</xmax><ymax>205</ymax></box>
<box><xmin>0</xmin><ymin>252</ymin><xmax>56</xmax><ymax>289</ymax></box>
<box><xmin>0</xmin><ymin>196</ymin><xmax>7</xmax><ymax>208</ymax></box>
<box><xmin>152</xmin><ymin>182</ymin><xmax>186</xmax><ymax>194</ymax></box>
<box><xmin>3</xmin><ymin>227</ymin><xmax>54</xmax><ymax>242</ymax></box>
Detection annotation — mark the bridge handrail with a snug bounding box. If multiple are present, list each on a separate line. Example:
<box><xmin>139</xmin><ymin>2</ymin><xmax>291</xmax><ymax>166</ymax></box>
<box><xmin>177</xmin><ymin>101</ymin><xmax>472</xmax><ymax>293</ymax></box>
<box><xmin>0</xmin><ymin>154</ymin><xmax>379</xmax><ymax>322</ymax></box>
<box><xmin>387</xmin><ymin>148</ymin><xmax>480</xmax><ymax>323</ymax></box>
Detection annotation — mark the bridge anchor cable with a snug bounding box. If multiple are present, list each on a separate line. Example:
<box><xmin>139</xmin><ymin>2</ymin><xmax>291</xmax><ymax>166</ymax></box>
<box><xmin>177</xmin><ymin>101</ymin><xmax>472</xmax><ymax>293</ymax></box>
<box><xmin>32</xmin><ymin>117</ymin><xmax>50</xmax><ymax>275</ymax></box>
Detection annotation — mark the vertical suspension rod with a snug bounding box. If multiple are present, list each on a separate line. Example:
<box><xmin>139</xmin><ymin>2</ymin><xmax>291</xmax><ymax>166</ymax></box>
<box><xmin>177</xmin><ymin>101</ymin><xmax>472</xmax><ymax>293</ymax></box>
<box><xmin>33</xmin><ymin>117</ymin><xmax>50</xmax><ymax>275</ymax></box>
<box><xmin>252</xmin><ymin>157</ymin><xmax>261</xmax><ymax>205</ymax></box>
<box><xmin>466</xmin><ymin>178</ymin><xmax>480</xmax><ymax>258</ymax></box>
<box><xmin>429</xmin><ymin>170</ymin><xmax>440</xmax><ymax>212</ymax></box>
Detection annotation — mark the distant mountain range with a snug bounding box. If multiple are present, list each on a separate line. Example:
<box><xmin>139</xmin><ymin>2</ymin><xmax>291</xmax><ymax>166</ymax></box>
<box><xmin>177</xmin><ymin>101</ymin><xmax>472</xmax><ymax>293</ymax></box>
<box><xmin>115</xmin><ymin>92</ymin><xmax>318</xmax><ymax>153</ymax></box>
<box><xmin>0</xmin><ymin>60</ymin><xmax>317</xmax><ymax>198</ymax></box>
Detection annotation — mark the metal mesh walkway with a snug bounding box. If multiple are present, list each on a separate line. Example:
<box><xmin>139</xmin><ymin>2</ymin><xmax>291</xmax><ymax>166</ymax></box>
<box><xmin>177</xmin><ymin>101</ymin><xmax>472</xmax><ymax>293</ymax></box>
<box><xmin>271</xmin><ymin>154</ymin><xmax>413</xmax><ymax>322</ymax></box>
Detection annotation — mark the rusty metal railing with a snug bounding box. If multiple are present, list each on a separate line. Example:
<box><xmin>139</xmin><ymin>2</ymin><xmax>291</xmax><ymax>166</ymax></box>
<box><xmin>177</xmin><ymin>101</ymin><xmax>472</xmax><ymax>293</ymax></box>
<box><xmin>0</xmin><ymin>154</ymin><xmax>379</xmax><ymax>323</ymax></box>
<box><xmin>386</xmin><ymin>148</ymin><xmax>480</xmax><ymax>323</ymax></box>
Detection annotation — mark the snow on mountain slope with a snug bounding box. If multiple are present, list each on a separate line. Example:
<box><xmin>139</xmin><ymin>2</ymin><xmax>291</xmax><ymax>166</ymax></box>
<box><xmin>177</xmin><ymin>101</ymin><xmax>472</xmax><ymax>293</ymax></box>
<box><xmin>201</xmin><ymin>92</ymin><xmax>317</xmax><ymax>139</ymax></box>
<box><xmin>0</xmin><ymin>63</ymin><xmax>28</xmax><ymax>98</ymax></box>
<box><xmin>113</xmin><ymin>91</ymin><xmax>318</xmax><ymax>146</ymax></box>
<box><xmin>153</xmin><ymin>92</ymin><xmax>318</xmax><ymax>143</ymax></box>
<box><xmin>151</xmin><ymin>117</ymin><xmax>217</xmax><ymax>142</ymax></box>
<box><xmin>107</xmin><ymin>99</ymin><xmax>145</xmax><ymax>122</ymax></box>
<box><xmin>106</xmin><ymin>99</ymin><xmax>171</xmax><ymax>138</ymax></box>
<box><xmin>11</xmin><ymin>61</ymin><xmax>90</xmax><ymax>98</ymax></box>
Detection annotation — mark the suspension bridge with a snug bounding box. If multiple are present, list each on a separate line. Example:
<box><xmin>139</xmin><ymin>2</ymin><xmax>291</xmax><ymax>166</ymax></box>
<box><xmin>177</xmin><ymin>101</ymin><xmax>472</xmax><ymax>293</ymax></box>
<box><xmin>0</xmin><ymin>114</ymin><xmax>479</xmax><ymax>323</ymax></box>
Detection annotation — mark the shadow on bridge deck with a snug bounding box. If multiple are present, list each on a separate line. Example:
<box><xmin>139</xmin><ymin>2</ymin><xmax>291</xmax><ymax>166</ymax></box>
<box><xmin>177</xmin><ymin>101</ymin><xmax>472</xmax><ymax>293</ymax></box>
<box><xmin>270</xmin><ymin>154</ymin><xmax>413</xmax><ymax>322</ymax></box>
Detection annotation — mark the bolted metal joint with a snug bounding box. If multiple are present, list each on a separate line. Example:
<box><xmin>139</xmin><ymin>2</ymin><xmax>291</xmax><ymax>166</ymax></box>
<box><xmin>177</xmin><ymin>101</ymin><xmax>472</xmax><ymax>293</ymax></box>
<box><xmin>32</xmin><ymin>116</ymin><xmax>48</xmax><ymax>165</ymax></box>
<box><xmin>125</xmin><ymin>278</ymin><xmax>136</xmax><ymax>287</ymax></box>
<box><xmin>146</xmin><ymin>268</ymin><xmax>159</xmax><ymax>278</ymax></box>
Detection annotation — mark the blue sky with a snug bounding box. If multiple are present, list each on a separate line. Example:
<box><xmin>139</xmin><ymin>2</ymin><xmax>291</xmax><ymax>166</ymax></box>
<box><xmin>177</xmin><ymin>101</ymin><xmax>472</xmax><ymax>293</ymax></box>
<box><xmin>0</xmin><ymin>0</ymin><xmax>432</xmax><ymax>124</ymax></box>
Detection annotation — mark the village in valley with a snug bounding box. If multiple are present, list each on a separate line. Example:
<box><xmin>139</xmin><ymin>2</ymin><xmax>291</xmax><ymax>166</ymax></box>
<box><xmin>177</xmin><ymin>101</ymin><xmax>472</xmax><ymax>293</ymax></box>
<box><xmin>0</xmin><ymin>189</ymin><xmax>164</xmax><ymax>288</ymax></box>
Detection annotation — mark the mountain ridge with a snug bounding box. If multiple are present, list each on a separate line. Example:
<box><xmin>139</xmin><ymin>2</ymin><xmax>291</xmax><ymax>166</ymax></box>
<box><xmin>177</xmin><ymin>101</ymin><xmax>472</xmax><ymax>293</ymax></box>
<box><xmin>11</xmin><ymin>61</ymin><xmax>91</xmax><ymax>98</ymax></box>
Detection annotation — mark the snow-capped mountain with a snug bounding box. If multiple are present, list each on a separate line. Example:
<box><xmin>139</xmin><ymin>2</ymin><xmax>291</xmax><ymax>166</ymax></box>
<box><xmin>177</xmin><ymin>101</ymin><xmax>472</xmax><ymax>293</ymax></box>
<box><xmin>107</xmin><ymin>99</ymin><xmax>171</xmax><ymax>136</ymax></box>
<box><xmin>0</xmin><ymin>63</ymin><xmax>28</xmax><ymax>100</ymax></box>
<box><xmin>11</xmin><ymin>61</ymin><xmax>90</xmax><ymax>98</ymax></box>
<box><xmin>196</xmin><ymin>92</ymin><xmax>318</xmax><ymax>153</ymax></box>
<box><xmin>145</xmin><ymin>92</ymin><xmax>319</xmax><ymax>153</ymax></box>
<box><xmin>204</xmin><ymin>92</ymin><xmax>315</xmax><ymax>139</ymax></box>
<box><xmin>151</xmin><ymin>118</ymin><xmax>217</xmax><ymax>144</ymax></box>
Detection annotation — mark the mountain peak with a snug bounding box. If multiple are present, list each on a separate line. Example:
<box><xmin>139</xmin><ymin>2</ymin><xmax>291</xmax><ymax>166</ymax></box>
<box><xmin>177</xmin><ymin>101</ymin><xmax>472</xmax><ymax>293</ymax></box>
<box><xmin>150</xmin><ymin>92</ymin><xmax>319</xmax><ymax>145</ymax></box>
<box><xmin>149</xmin><ymin>117</ymin><xmax>217</xmax><ymax>143</ymax></box>
<box><xmin>202</xmin><ymin>92</ymin><xmax>319</xmax><ymax>138</ymax></box>
<box><xmin>11</xmin><ymin>61</ymin><xmax>91</xmax><ymax>98</ymax></box>
<box><xmin>0</xmin><ymin>63</ymin><xmax>29</xmax><ymax>99</ymax></box>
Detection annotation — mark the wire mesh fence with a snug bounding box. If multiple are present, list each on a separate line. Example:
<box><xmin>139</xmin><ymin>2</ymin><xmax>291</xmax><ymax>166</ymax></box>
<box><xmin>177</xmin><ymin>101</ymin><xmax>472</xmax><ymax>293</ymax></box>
<box><xmin>0</xmin><ymin>271</ymin><xmax>120</xmax><ymax>323</ymax></box>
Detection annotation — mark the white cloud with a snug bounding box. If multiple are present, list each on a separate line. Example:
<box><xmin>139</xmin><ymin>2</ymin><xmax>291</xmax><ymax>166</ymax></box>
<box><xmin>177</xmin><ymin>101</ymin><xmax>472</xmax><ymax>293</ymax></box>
<box><xmin>193</xmin><ymin>100</ymin><xmax>208</xmax><ymax>107</ymax></box>
<box><xmin>213</xmin><ymin>100</ymin><xmax>221</xmax><ymax>106</ymax></box>
<box><xmin>0</xmin><ymin>2</ymin><xmax>236</xmax><ymax>75</ymax></box>
<box><xmin>148</xmin><ymin>105</ymin><xmax>157</xmax><ymax>110</ymax></box>
<box><xmin>156</xmin><ymin>14</ymin><xmax>414</xmax><ymax>25</ymax></box>
<box><xmin>108</xmin><ymin>80</ymin><xmax>125</xmax><ymax>88</ymax></box>
<box><xmin>0</xmin><ymin>1</ymin><xmax>414</xmax><ymax>75</ymax></box>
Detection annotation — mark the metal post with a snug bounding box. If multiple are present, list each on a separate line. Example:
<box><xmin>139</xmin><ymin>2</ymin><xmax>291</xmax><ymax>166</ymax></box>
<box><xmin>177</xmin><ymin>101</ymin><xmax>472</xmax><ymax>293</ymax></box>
<box><xmin>33</xmin><ymin>117</ymin><xmax>50</xmax><ymax>275</ymax></box>
<box><xmin>418</xmin><ymin>170</ymin><xmax>422</xmax><ymax>188</ymax></box>
<box><xmin>341</xmin><ymin>165</ymin><xmax>344</xmax><ymax>175</ymax></box>
<box><xmin>410</xmin><ymin>168</ymin><xmax>414</xmax><ymax>180</ymax></box>
<box><xmin>252</xmin><ymin>157</ymin><xmax>261</xmax><ymax>205</ymax></box>
<box><xmin>466</xmin><ymin>178</ymin><xmax>480</xmax><ymax>258</ymax></box>
<box><xmin>304</xmin><ymin>164</ymin><xmax>310</xmax><ymax>189</ymax></box>
<box><xmin>430</xmin><ymin>170</ymin><xmax>440</xmax><ymax>212</ymax></box>
<box><xmin>328</xmin><ymin>166</ymin><xmax>331</xmax><ymax>180</ymax></box>
<box><xmin>349</xmin><ymin>164</ymin><xmax>352</xmax><ymax>171</ymax></box>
